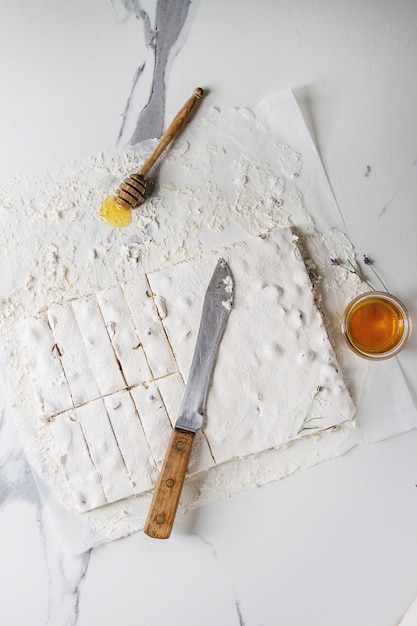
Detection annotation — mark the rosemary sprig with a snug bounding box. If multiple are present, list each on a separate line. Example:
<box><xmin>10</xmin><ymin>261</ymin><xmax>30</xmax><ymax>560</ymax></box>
<box><xmin>297</xmin><ymin>385</ymin><xmax>323</xmax><ymax>435</ymax></box>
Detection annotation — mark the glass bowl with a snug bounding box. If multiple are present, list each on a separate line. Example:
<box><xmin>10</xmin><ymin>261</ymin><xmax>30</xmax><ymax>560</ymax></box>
<box><xmin>342</xmin><ymin>291</ymin><xmax>411</xmax><ymax>360</ymax></box>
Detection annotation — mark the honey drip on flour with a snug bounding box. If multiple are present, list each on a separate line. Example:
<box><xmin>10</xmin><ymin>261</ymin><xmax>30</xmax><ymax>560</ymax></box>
<box><xmin>99</xmin><ymin>195</ymin><xmax>132</xmax><ymax>228</ymax></box>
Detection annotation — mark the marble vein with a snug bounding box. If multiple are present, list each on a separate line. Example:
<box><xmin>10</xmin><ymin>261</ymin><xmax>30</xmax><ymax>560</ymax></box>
<box><xmin>0</xmin><ymin>369</ymin><xmax>38</xmax><ymax>511</ymax></box>
<box><xmin>44</xmin><ymin>545</ymin><xmax>91</xmax><ymax>626</ymax></box>
<box><xmin>0</xmin><ymin>2</ymin><xmax>201</xmax><ymax>622</ymax></box>
<box><xmin>117</xmin><ymin>0</ymin><xmax>199</xmax><ymax>146</ymax></box>
<box><xmin>0</xmin><ymin>365</ymin><xmax>92</xmax><ymax>625</ymax></box>
<box><xmin>235</xmin><ymin>600</ymin><xmax>246</xmax><ymax>626</ymax></box>
<box><xmin>194</xmin><ymin>531</ymin><xmax>247</xmax><ymax>626</ymax></box>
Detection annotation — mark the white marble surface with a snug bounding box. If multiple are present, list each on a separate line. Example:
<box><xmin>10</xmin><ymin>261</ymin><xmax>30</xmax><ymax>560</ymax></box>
<box><xmin>1</xmin><ymin>1</ymin><xmax>417</xmax><ymax>624</ymax></box>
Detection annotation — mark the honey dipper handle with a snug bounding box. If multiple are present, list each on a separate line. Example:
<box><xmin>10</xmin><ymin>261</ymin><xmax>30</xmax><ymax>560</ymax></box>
<box><xmin>138</xmin><ymin>87</ymin><xmax>204</xmax><ymax>179</ymax></box>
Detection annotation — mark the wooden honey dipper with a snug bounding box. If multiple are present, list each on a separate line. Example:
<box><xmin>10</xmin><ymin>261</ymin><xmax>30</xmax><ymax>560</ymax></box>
<box><xmin>99</xmin><ymin>87</ymin><xmax>204</xmax><ymax>228</ymax></box>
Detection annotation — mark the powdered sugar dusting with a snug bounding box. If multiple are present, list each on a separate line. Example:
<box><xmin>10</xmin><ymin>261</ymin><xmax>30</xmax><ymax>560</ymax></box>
<box><xmin>0</xmin><ymin>96</ymin><xmax>367</xmax><ymax>545</ymax></box>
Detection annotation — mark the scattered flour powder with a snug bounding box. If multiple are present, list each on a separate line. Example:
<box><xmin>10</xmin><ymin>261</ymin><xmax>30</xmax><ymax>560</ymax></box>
<box><xmin>0</xmin><ymin>102</ymin><xmax>366</xmax><ymax>543</ymax></box>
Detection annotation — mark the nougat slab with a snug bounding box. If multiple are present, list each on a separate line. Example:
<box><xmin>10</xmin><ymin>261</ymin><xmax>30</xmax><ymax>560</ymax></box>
<box><xmin>21</xmin><ymin>227</ymin><xmax>355</xmax><ymax>513</ymax></box>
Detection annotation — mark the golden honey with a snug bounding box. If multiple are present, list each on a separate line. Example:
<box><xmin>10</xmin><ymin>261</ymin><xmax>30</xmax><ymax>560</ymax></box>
<box><xmin>342</xmin><ymin>292</ymin><xmax>411</xmax><ymax>360</ymax></box>
<box><xmin>99</xmin><ymin>195</ymin><xmax>132</xmax><ymax>228</ymax></box>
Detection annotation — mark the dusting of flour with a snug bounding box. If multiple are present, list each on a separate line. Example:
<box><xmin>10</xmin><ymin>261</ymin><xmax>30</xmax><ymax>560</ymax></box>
<box><xmin>0</xmin><ymin>100</ymin><xmax>366</xmax><ymax>548</ymax></box>
<box><xmin>0</xmin><ymin>106</ymin><xmax>310</xmax><ymax>345</ymax></box>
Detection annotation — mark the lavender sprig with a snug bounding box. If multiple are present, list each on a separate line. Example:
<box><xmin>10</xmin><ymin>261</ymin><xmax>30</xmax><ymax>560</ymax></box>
<box><xmin>330</xmin><ymin>255</ymin><xmax>388</xmax><ymax>292</ymax></box>
<box><xmin>330</xmin><ymin>257</ymin><xmax>375</xmax><ymax>290</ymax></box>
<box><xmin>362</xmin><ymin>255</ymin><xmax>389</xmax><ymax>292</ymax></box>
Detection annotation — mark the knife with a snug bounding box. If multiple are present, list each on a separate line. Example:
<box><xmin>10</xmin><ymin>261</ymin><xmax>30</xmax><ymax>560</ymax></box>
<box><xmin>144</xmin><ymin>258</ymin><xmax>234</xmax><ymax>539</ymax></box>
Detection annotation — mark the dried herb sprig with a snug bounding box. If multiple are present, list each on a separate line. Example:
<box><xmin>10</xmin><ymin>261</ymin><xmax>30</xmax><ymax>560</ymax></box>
<box><xmin>297</xmin><ymin>385</ymin><xmax>323</xmax><ymax>435</ymax></box>
<box><xmin>362</xmin><ymin>254</ymin><xmax>389</xmax><ymax>292</ymax></box>
<box><xmin>330</xmin><ymin>254</ymin><xmax>388</xmax><ymax>292</ymax></box>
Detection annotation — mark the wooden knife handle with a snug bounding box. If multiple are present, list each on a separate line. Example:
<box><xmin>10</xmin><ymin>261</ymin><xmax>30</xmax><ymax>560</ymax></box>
<box><xmin>144</xmin><ymin>429</ymin><xmax>195</xmax><ymax>539</ymax></box>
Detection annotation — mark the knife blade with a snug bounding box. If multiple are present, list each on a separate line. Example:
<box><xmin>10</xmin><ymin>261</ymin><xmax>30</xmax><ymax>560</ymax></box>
<box><xmin>144</xmin><ymin>258</ymin><xmax>233</xmax><ymax>539</ymax></box>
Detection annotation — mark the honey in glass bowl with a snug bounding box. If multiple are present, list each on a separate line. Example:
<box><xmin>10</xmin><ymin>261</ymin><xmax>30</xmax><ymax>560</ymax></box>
<box><xmin>342</xmin><ymin>291</ymin><xmax>411</xmax><ymax>360</ymax></box>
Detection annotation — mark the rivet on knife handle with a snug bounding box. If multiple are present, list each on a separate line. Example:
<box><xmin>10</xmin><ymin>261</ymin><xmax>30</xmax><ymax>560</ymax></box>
<box><xmin>144</xmin><ymin>429</ymin><xmax>195</xmax><ymax>539</ymax></box>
